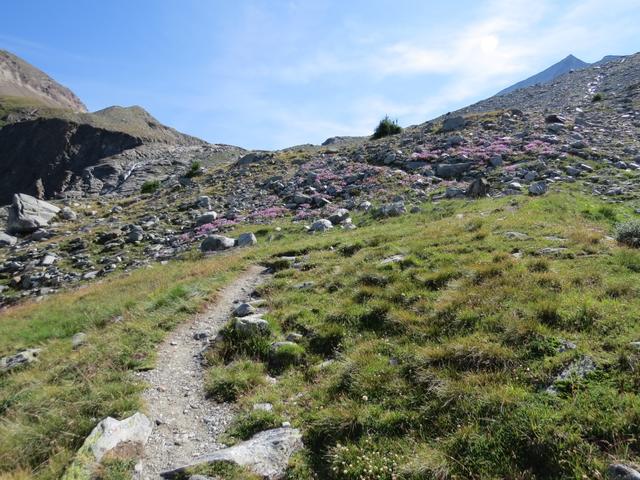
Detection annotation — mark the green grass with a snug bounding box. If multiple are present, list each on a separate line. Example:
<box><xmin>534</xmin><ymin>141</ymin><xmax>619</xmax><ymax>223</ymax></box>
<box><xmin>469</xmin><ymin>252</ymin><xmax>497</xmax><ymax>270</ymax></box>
<box><xmin>3</xmin><ymin>190</ymin><xmax>640</xmax><ymax>479</ymax></box>
<box><xmin>214</xmin><ymin>191</ymin><xmax>640</xmax><ymax>479</ymax></box>
<box><xmin>0</xmin><ymin>252</ymin><xmax>248</xmax><ymax>479</ymax></box>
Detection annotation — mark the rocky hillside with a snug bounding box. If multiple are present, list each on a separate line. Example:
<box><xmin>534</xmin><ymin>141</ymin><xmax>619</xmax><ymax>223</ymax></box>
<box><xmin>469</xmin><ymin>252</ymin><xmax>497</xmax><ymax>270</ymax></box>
<box><xmin>0</xmin><ymin>51</ymin><xmax>245</xmax><ymax>203</ymax></box>
<box><xmin>0</xmin><ymin>49</ymin><xmax>87</xmax><ymax>111</ymax></box>
<box><xmin>2</xmin><ymin>49</ymin><xmax>640</xmax><ymax>480</ymax></box>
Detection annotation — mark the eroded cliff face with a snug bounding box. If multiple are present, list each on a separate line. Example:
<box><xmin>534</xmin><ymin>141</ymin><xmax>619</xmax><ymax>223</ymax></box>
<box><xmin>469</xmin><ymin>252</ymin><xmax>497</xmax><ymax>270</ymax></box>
<box><xmin>0</xmin><ymin>118</ymin><xmax>142</xmax><ymax>203</ymax></box>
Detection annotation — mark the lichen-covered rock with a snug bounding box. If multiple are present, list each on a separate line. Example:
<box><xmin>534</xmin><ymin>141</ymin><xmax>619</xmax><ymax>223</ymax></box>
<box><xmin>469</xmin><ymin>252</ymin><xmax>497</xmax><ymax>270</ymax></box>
<box><xmin>62</xmin><ymin>413</ymin><xmax>152</xmax><ymax>480</ymax></box>
<box><xmin>160</xmin><ymin>427</ymin><xmax>303</xmax><ymax>480</ymax></box>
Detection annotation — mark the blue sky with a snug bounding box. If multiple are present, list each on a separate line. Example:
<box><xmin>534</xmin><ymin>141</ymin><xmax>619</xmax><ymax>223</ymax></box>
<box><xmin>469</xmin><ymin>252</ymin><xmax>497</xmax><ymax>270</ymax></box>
<box><xmin>2</xmin><ymin>0</ymin><xmax>639</xmax><ymax>149</ymax></box>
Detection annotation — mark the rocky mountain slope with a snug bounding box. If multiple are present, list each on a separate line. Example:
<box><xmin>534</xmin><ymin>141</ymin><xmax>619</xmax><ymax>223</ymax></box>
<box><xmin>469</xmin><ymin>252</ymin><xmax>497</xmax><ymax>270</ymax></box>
<box><xmin>0</xmin><ymin>51</ymin><xmax>245</xmax><ymax>203</ymax></box>
<box><xmin>0</xmin><ymin>49</ymin><xmax>87</xmax><ymax>111</ymax></box>
<box><xmin>2</xmin><ymin>49</ymin><xmax>640</xmax><ymax>480</ymax></box>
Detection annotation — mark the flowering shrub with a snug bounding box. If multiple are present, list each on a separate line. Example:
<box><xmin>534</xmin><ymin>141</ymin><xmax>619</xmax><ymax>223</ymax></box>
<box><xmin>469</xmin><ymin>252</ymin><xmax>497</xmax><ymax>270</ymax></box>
<box><xmin>194</xmin><ymin>218</ymin><xmax>239</xmax><ymax>237</ymax></box>
<box><xmin>247</xmin><ymin>206</ymin><xmax>289</xmax><ymax>221</ymax></box>
<box><xmin>523</xmin><ymin>140</ymin><xmax>556</xmax><ymax>156</ymax></box>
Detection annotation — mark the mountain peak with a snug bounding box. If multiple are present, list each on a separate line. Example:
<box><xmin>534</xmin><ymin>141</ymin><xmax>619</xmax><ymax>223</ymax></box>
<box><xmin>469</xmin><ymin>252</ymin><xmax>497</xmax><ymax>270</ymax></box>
<box><xmin>497</xmin><ymin>54</ymin><xmax>590</xmax><ymax>96</ymax></box>
<box><xmin>0</xmin><ymin>49</ymin><xmax>87</xmax><ymax>112</ymax></box>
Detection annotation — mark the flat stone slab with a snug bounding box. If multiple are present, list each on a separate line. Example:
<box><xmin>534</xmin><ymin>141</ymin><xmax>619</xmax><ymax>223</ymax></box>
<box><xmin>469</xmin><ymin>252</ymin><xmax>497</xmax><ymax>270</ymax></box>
<box><xmin>160</xmin><ymin>427</ymin><xmax>303</xmax><ymax>480</ymax></box>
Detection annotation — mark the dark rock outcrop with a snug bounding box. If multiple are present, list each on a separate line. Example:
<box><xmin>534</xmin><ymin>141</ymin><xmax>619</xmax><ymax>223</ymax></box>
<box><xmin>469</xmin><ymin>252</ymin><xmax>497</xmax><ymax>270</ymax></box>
<box><xmin>0</xmin><ymin>118</ymin><xmax>141</xmax><ymax>203</ymax></box>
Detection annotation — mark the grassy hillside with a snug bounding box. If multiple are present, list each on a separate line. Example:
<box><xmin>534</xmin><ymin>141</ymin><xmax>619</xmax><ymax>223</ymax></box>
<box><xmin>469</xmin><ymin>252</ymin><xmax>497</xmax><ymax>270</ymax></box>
<box><xmin>1</xmin><ymin>190</ymin><xmax>640</xmax><ymax>478</ymax></box>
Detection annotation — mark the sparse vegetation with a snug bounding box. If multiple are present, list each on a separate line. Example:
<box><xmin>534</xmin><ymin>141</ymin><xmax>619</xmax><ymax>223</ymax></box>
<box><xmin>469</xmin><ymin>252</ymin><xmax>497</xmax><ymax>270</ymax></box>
<box><xmin>140</xmin><ymin>179</ymin><xmax>161</xmax><ymax>194</ymax></box>
<box><xmin>185</xmin><ymin>160</ymin><xmax>202</xmax><ymax>178</ymax></box>
<box><xmin>372</xmin><ymin>115</ymin><xmax>402</xmax><ymax>139</ymax></box>
<box><xmin>592</xmin><ymin>93</ymin><xmax>603</xmax><ymax>102</ymax></box>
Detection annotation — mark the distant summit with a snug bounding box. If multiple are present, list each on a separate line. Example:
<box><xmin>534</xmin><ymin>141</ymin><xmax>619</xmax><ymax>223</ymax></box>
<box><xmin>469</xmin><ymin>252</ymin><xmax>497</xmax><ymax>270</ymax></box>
<box><xmin>0</xmin><ymin>49</ymin><xmax>87</xmax><ymax>111</ymax></box>
<box><xmin>497</xmin><ymin>54</ymin><xmax>589</xmax><ymax>96</ymax></box>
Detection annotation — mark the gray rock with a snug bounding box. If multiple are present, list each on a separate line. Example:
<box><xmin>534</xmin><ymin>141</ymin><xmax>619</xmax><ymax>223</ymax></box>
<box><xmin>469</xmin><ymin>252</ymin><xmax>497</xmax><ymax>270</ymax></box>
<box><xmin>546</xmin><ymin>356</ymin><xmax>596</xmax><ymax>394</ymax></box>
<box><xmin>196</xmin><ymin>196</ymin><xmax>211</xmax><ymax>209</ymax></box>
<box><xmin>608</xmin><ymin>464</ymin><xmax>640</xmax><ymax>480</ymax></box>
<box><xmin>233</xmin><ymin>303</ymin><xmax>256</xmax><ymax>317</ymax></box>
<box><xmin>445</xmin><ymin>187</ymin><xmax>465</xmax><ymax>199</ymax></box>
<box><xmin>160</xmin><ymin>427</ymin><xmax>303</xmax><ymax>480</ymax></box>
<box><xmin>60</xmin><ymin>206</ymin><xmax>77</xmax><ymax>220</ymax></box>
<box><xmin>237</xmin><ymin>232</ymin><xmax>257</xmax><ymax>247</ymax></box>
<box><xmin>358</xmin><ymin>201</ymin><xmax>372</xmax><ymax>212</ymax></box>
<box><xmin>466</xmin><ymin>178</ymin><xmax>490</xmax><ymax>198</ymax></box>
<box><xmin>504</xmin><ymin>231</ymin><xmax>529</xmax><ymax>240</ymax></box>
<box><xmin>201</xmin><ymin>235</ymin><xmax>235</xmax><ymax>252</ymax></box>
<box><xmin>0</xmin><ymin>232</ymin><xmax>17</xmax><ymax>247</ymax></box>
<box><xmin>253</xmin><ymin>403</ymin><xmax>274</xmax><ymax>412</ymax></box>
<box><xmin>234</xmin><ymin>315</ymin><xmax>270</xmax><ymax>336</ymax></box>
<box><xmin>310</xmin><ymin>219</ymin><xmax>333</xmax><ymax>232</ymax></box>
<box><xmin>0</xmin><ymin>348</ymin><xmax>42</xmax><ymax>373</ymax></box>
<box><xmin>41</xmin><ymin>254</ymin><xmax>57</xmax><ymax>266</ymax></box>
<box><xmin>373</xmin><ymin>202</ymin><xmax>406</xmax><ymax>218</ymax></box>
<box><xmin>441</xmin><ymin>115</ymin><xmax>466</xmax><ymax>132</ymax></box>
<box><xmin>435</xmin><ymin>162</ymin><xmax>471</xmax><ymax>179</ymax></box>
<box><xmin>62</xmin><ymin>413</ymin><xmax>152</xmax><ymax>480</ymax></box>
<box><xmin>196</xmin><ymin>212</ymin><xmax>218</xmax><ymax>226</ymax></box>
<box><xmin>380</xmin><ymin>254</ymin><xmax>405</xmax><ymax>265</ymax></box>
<box><xmin>328</xmin><ymin>208</ymin><xmax>350</xmax><ymax>225</ymax></box>
<box><xmin>528</xmin><ymin>181</ymin><xmax>548</xmax><ymax>196</ymax></box>
<box><xmin>489</xmin><ymin>155</ymin><xmax>504</xmax><ymax>167</ymax></box>
<box><xmin>72</xmin><ymin>332</ymin><xmax>88</xmax><ymax>349</ymax></box>
<box><xmin>7</xmin><ymin>193</ymin><xmax>61</xmax><ymax>234</ymax></box>
<box><xmin>285</xmin><ymin>333</ymin><xmax>304</xmax><ymax>343</ymax></box>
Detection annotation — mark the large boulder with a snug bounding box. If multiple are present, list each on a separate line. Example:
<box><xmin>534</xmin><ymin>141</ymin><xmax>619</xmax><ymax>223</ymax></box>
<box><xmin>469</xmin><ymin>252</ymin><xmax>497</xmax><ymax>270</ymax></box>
<box><xmin>201</xmin><ymin>235</ymin><xmax>235</xmax><ymax>252</ymax></box>
<box><xmin>62</xmin><ymin>413</ymin><xmax>152</xmax><ymax>480</ymax></box>
<box><xmin>160</xmin><ymin>427</ymin><xmax>303</xmax><ymax>480</ymax></box>
<box><xmin>7</xmin><ymin>193</ymin><xmax>60</xmax><ymax>234</ymax></box>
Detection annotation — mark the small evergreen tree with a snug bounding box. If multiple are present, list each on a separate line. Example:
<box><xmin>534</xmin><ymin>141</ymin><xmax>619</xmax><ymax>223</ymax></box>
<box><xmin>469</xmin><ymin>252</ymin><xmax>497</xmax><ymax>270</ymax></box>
<box><xmin>372</xmin><ymin>115</ymin><xmax>402</xmax><ymax>139</ymax></box>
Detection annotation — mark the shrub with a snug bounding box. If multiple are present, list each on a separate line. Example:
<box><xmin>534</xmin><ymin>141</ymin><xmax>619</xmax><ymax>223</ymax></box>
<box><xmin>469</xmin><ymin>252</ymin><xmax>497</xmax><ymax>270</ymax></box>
<box><xmin>372</xmin><ymin>115</ymin><xmax>402</xmax><ymax>140</ymax></box>
<box><xmin>185</xmin><ymin>160</ymin><xmax>202</xmax><ymax>178</ymax></box>
<box><xmin>140</xmin><ymin>180</ymin><xmax>160</xmax><ymax>194</ymax></box>
<box><xmin>592</xmin><ymin>93</ymin><xmax>603</xmax><ymax>102</ymax></box>
<box><xmin>615</xmin><ymin>221</ymin><xmax>640</xmax><ymax>248</ymax></box>
<box><xmin>204</xmin><ymin>360</ymin><xmax>266</xmax><ymax>402</ymax></box>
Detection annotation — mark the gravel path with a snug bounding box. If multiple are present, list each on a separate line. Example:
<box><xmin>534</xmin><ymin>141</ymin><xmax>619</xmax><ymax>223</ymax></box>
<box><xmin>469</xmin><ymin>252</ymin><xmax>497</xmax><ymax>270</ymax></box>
<box><xmin>137</xmin><ymin>265</ymin><xmax>266</xmax><ymax>479</ymax></box>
